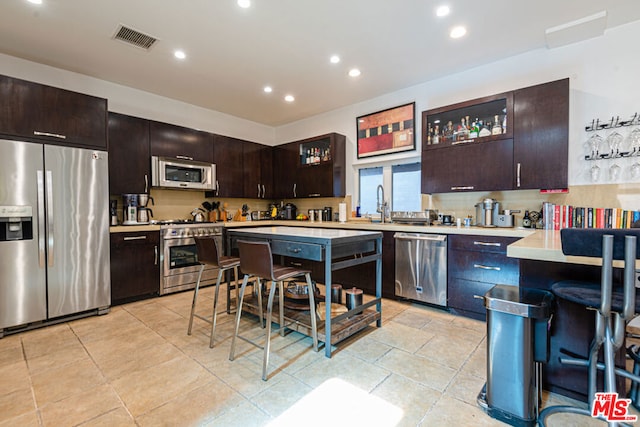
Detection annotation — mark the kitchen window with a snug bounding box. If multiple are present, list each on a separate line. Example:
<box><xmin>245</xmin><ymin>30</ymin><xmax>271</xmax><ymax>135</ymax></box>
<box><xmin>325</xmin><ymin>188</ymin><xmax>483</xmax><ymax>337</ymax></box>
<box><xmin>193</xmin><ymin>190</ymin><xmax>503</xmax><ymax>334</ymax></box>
<box><xmin>358</xmin><ymin>161</ymin><xmax>421</xmax><ymax>215</ymax></box>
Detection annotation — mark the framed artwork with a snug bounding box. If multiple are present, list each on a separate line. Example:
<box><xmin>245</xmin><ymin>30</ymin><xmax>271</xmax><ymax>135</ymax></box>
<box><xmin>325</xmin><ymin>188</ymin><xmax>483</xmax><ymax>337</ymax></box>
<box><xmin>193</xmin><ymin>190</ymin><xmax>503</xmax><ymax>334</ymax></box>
<box><xmin>356</xmin><ymin>102</ymin><xmax>415</xmax><ymax>159</ymax></box>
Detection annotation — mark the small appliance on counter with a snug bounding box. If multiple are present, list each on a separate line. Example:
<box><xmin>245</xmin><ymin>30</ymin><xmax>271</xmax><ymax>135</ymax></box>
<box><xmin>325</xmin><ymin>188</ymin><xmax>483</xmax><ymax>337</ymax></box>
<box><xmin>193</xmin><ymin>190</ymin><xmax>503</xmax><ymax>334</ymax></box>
<box><xmin>110</xmin><ymin>200</ymin><xmax>118</xmax><ymax>226</ymax></box>
<box><xmin>280</xmin><ymin>203</ymin><xmax>297</xmax><ymax>220</ymax></box>
<box><xmin>122</xmin><ymin>193</ymin><xmax>138</xmax><ymax>225</ymax></box>
<box><xmin>475</xmin><ymin>198</ymin><xmax>521</xmax><ymax>228</ymax></box>
<box><xmin>251</xmin><ymin>211</ymin><xmax>273</xmax><ymax>221</ymax></box>
<box><xmin>390</xmin><ymin>210</ymin><xmax>438</xmax><ymax>225</ymax></box>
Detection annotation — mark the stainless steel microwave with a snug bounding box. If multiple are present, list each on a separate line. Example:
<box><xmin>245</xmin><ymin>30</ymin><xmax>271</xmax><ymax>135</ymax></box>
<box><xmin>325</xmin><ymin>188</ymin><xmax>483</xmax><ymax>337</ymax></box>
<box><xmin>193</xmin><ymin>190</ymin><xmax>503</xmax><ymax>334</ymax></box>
<box><xmin>151</xmin><ymin>156</ymin><xmax>216</xmax><ymax>191</ymax></box>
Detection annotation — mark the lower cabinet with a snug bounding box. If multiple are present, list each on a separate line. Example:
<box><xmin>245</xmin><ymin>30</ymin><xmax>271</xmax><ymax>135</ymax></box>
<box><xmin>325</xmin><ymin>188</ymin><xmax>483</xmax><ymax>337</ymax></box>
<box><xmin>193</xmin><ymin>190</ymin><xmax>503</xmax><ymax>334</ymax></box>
<box><xmin>447</xmin><ymin>234</ymin><xmax>519</xmax><ymax>320</ymax></box>
<box><xmin>110</xmin><ymin>231</ymin><xmax>160</xmax><ymax>305</ymax></box>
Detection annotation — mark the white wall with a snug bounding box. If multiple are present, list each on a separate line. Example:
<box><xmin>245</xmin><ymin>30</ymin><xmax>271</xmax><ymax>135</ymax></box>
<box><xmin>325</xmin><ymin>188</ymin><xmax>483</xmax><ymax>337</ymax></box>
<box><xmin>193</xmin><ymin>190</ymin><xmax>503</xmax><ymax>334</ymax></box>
<box><xmin>275</xmin><ymin>20</ymin><xmax>640</xmax><ymax>200</ymax></box>
<box><xmin>0</xmin><ymin>52</ymin><xmax>275</xmax><ymax>145</ymax></box>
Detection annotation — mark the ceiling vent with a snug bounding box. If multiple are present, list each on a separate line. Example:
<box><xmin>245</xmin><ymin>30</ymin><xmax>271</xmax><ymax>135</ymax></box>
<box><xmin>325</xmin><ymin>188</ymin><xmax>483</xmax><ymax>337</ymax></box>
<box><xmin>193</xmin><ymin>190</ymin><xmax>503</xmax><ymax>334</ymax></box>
<box><xmin>113</xmin><ymin>24</ymin><xmax>158</xmax><ymax>50</ymax></box>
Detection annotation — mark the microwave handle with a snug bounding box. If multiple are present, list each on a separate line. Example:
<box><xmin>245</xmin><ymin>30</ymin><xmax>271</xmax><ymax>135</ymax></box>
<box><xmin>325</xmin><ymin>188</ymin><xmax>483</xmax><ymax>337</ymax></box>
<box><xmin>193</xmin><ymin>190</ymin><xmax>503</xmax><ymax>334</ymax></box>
<box><xmin>175</xmin><ymin>155</ymin><xmax>194</xmax><ymax>161</ymax></box>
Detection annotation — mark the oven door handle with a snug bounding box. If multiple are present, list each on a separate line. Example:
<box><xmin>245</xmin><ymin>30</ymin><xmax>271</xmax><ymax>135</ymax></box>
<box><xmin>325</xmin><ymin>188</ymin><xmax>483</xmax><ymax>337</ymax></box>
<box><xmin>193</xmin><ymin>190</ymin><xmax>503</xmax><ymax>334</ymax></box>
<box><xmin>154</xmin><ymin>245</ymin><xmax>158</xmax><ymax>265</ymax></box>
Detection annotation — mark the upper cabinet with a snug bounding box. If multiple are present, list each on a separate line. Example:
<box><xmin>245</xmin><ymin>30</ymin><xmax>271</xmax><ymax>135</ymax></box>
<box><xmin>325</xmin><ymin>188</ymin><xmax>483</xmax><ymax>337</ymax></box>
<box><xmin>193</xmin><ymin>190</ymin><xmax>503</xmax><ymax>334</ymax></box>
<box><xmin>108</xmin><ymin>112</ymin><xmax>150</xmax><ymax>195</ymax></box>
<box><xmin>211</xmin><ymin>134</ymin><xmax>244</xmax><ymax>198</ymax></box>
<box><xmin>274</xmin><ymin>132</ymin><xmax>346</xmax><ymax>198</ymax></box>
<box><xmin>0</xmin><ymin>74</ymin><xmax>107</xmax><ymax>149</ymax></box>
<box><xmin>243</xmin><ymin>141</ymin><xmax>273</xmax><ymax>199</ymax></box>
<box><xmin>149</xmin><ymin>120</ymin><xmax>213</xmax><ymax>163</ymax></box>
<box><xmin>421</xmin><ymin>78</ymin><xmax>569</xmax><ymax>194</ymax></box>
<box><xmin>513</xmin><ymin>78</ymin><xmax>569</xmax><ymax>190</ymax></box>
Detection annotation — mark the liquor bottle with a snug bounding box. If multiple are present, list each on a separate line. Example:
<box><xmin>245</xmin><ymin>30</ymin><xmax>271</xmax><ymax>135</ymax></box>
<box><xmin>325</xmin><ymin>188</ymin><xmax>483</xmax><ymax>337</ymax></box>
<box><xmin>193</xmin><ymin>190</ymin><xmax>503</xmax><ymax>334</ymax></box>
<box><xmin>469</xmin><ymin>119</ymin><xmax>479</xmax><ymax>138</ymax></box>
<box><xmin>306</xmin><ymin>149</ymin><xmax>311</xmax><ymax>164</ymax></box>
<box><xmin>491</xmin><ymin>115</ymin><xmax>502</xmax><ymax>135</ymax></box>
<box><xmin>444</xmin><ymin>121</ymin><xmax>454</xmax><ymax>142</ymax></box>
<box><xmin>433</xmin><ymin>125</ymin><xmax>440</xmax><ymax>144</ymax></box>
<box><xmin>502</xmin><ymin>114</ymin><xmax>507</xmax><ymax>134</ymax></box>
<box><xmin>479</xmin><ymin>121</ymin><xmax>491</xmax><ymax>137</ymax></box>
<box><xmin>314</xmin><ymin>148</ymin><xmax>320</xmax><ymax>163</ymax></box>
<box><xmin>522</xmin><ymin>210</ymin><xmax>531</xmax><ymax>228</ymax></box>
<box><xmin>427</xmin><ymin>123</ymin><xmax>433</xmax><ymax>145</ymax></box>
<box><xmin>457</xmin><ymin>117</ymin><xmax>468</xmax><ymax>141</ymax></box>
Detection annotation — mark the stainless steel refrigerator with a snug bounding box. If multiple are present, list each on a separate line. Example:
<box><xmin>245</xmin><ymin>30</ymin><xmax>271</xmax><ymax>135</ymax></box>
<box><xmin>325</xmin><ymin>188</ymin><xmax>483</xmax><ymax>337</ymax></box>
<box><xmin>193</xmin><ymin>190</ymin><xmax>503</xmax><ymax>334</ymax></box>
<box><xmin>0</xmin><ymin>139</ymin><xmax>110</xmax><ymax>334</ymax></box>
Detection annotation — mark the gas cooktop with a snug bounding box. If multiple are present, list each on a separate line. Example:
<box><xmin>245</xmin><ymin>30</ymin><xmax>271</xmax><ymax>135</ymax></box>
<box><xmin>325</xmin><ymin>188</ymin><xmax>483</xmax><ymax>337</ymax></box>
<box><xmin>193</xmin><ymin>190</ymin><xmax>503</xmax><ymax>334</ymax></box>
<box><xmin>150</xmin><ymin>219</ymin><xmax>218</xmax><ymax>225</ymax></box>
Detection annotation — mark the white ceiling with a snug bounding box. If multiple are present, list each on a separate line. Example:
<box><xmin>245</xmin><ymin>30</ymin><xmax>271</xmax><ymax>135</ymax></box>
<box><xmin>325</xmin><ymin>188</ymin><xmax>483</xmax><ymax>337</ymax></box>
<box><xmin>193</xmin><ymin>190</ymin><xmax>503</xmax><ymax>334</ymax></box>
<box><xmin>1</xmin><ymin>0</ymin><xmax>639</xmax><ymax>126</ymax></box>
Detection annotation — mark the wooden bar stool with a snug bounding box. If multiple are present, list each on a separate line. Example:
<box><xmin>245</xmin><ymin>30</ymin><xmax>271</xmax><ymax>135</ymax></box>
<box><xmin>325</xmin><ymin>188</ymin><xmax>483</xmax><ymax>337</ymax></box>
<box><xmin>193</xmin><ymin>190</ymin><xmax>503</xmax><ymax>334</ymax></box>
<box><xmin>229</xmin><ymin>240</ymin><xmax>319</xmax><ymax>381</ymax></box>
<box><xmin>187</xmin><ymin>236</ymin><xmax>240</xmax><ymax>348</ymax></box>
<box><xmin>538</xmin><ymin>228</ymin><xmax>640</xmax><ymax>426</ymax></box>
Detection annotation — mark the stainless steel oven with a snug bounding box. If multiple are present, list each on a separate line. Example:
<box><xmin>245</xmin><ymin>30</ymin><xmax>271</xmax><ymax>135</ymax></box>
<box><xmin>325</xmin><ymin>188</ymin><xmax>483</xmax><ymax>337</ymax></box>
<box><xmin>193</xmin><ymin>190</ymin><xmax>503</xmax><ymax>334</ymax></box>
<box><xmin>160</xmin><ymin>222</ymin><xmax>223</xmax><ymax>295</ymax></box>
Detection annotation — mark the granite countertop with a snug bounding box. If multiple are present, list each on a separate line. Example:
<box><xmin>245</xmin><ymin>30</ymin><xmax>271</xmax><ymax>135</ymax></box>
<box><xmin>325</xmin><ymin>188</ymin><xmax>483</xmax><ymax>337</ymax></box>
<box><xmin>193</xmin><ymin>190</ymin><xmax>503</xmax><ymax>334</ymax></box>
<box><xmin>110</xmin><ymin>219</ymin><xmax>535</xmax><ymax>237</ymax></box>
<box><xmin>507</xmin><ymin>229</ymin><xmax>640</xmax><ymax>268</ymax></box>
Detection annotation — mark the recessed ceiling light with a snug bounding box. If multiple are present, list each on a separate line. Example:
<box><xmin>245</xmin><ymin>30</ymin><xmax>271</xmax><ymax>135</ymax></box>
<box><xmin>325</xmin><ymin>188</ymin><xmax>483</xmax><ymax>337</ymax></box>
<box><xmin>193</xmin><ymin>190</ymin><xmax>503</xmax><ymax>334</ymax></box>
<box><xmin>237</xmin><ymin>0</ymin><xmax>250</xmax><ymax>8</ymax></box>
<box><xmin>436</xmin><ymin>5</ymin><xmax>450</xmax><ymax>17</ymax></box>
<box><xmin>450</xmin><ymin>26</ymin><xmax>467</xmax><ymax>39</ymax></box>
<box><xmin>284</xmin><ymin>95</ymin><xmax>295</xmax><ymax>102</ymax></box>
<box><xmin>330</xmin><ymin>55</ymin><xmax>340</xmax><ymax>64</ymax></box>
<box><xmin>27</xmin><ymin>0</ymin><xmax>42</xmax><ymax>4</ymax></box>
<box><xmin>348</xmin><ymin>68</ymin><xmax>361</xmax><ymax>77</ymax></box>
<box><xmin>263</xmin><ymin>86</ymin><xmax>273</xmax><ymax>93</ymax></box>
<box><xmin>174</xmin><ymin>50</ymin><xmax>186</xmax><ymax>60</ymax></box>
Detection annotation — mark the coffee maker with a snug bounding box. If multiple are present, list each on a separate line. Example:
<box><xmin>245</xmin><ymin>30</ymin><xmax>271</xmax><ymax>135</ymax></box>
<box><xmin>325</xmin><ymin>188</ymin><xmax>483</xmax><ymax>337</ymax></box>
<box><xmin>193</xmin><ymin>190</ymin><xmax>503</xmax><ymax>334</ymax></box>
<box><xmin>110</xmin><ymin>200</ymin><xmax>118</xmax><ymax>226</ymax></box>
<box><xmin>122</xmin><ymin>194</ymin><xmax>138</xmax><ymax>225</ymax></box>
<box><xmin>475</xmin><ymin>198</ymin><xmax>521</xmax><ymax>228</ymax></box>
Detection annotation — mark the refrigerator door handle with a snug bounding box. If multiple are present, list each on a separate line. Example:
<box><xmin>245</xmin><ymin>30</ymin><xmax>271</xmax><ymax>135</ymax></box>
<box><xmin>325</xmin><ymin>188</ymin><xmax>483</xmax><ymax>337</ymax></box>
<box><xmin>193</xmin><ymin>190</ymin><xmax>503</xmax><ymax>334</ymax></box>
<box><xmin>37</xmin><ymin>170</ymin><xmax>46</xmax><ymax>268</ymax></box>
<box><xmin>46</xmin><ymin>170</ymin><xmax>54</xmax><ymax>267</ymax></box>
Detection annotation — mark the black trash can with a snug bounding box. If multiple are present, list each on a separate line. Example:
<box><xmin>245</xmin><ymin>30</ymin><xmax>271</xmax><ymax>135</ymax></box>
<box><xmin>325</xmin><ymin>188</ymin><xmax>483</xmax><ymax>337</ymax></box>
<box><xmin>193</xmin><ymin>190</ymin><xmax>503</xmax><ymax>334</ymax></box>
<box><xmin>477</xmin><ymin>284</ymin><xmax>554</xmax><ymax>427</ymax></box>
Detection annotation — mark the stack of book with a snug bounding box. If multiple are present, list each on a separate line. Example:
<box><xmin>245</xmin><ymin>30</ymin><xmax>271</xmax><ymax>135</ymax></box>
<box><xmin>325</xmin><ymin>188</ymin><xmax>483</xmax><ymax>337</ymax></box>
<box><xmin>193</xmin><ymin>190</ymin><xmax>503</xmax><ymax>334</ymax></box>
<box><xmin>542</xmin><ymin>202</ymin><xmax>640</xmax><ymax>230</ymax></box>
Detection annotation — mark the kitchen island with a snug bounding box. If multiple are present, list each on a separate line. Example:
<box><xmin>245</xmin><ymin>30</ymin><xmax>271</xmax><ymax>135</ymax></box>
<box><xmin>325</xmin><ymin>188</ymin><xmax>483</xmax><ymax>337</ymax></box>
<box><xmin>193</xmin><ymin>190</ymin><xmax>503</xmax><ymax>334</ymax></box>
<box><xmin>227</xmin><ymin>226</ymin><xmax>383</xmax><ymax>358</ymax></box>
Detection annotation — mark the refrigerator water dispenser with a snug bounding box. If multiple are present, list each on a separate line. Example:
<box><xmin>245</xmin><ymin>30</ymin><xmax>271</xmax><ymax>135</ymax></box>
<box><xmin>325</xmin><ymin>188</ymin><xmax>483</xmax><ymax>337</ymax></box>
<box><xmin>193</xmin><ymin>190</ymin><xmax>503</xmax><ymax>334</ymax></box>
<box><xmin>0</xmin><ymin>206</ymin><xmax>33</xmax><ymax>241</ymax></box>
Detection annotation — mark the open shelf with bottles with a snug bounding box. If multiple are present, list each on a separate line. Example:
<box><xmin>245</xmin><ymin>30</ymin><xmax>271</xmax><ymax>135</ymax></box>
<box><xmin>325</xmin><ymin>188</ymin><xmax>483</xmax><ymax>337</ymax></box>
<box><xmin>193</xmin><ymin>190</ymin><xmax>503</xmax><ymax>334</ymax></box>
<box><xmin>422</xmin><ymin>92</ymin><xmax>513</xmax><ymax>150</ymax></box>
<box><xmin>299</xmin><ymin>136</ymin><xmax>332</xmax><ymax>166</ymax></box>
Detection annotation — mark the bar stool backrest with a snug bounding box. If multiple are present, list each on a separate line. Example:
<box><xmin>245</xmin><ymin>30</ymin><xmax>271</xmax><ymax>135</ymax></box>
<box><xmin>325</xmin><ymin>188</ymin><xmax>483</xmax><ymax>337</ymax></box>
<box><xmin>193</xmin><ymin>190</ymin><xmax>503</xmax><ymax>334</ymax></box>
<box><xmin>561</xmin><ymin>228</ymin><xmax>640</xmax><ymax>259</ymax></box>
<box><xmin>237</xmin><ymin>240</ymin><xmax>274</xmax><ymax>280</ymax></box>
<box><xmin>194</xmin><ymin>236</ymin><xmax>221</xmax><ymax>267</ymax></box>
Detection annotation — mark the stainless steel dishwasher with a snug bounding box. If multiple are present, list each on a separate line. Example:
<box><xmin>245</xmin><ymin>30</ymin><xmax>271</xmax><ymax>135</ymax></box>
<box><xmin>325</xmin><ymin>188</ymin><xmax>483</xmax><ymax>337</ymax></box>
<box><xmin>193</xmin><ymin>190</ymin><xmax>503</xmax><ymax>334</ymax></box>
<box><xmin>394</xmin><ymin>233</ymin><xmax>447</xmax><ymax>306</ymax></box>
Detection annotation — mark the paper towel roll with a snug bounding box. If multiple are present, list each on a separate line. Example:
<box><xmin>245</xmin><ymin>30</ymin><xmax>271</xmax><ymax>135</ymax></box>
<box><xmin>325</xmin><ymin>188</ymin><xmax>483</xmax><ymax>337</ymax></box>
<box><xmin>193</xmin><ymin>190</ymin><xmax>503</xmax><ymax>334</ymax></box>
<box><xmin>339</xmin><ymin>203</ymin><xmax>347</xmax><ymax>223</ymax></box>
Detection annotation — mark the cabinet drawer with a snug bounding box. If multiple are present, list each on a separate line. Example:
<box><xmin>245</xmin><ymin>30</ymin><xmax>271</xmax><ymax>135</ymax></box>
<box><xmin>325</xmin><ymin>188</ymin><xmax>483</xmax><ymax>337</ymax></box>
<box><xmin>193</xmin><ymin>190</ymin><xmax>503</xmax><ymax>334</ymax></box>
<box><xmin>448</xmin><ymin>250</ymin><xmax>519</xmax><ymax>285</ymax></box>
<box><xmin>448</xmin><ymin>277</ymin><xmax>513</xmax><ymax>316</ymax></box>
<box><xmin>271</xmin><ymin>240</ymin><xmax>323</xmax><ymax>261</ymax></box>
<box><xmin>111</xmin><ymin>231</ymin><xmax>159</xmax><ymax>247</ymax></box>
<box><xmin>448</xmin><ymin>235</ymin><xmax>517</xmax><ymax>254</ymax></box>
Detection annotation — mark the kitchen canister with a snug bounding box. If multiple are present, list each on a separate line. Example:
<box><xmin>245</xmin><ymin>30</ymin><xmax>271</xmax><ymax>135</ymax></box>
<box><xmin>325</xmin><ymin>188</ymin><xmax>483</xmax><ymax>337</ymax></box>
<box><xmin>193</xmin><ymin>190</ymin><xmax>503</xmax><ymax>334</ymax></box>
<box><xmin>338</xmin><ymin>202</ymin><xmax>347</xmax><ymax>223</ymax></box>
<box><xmin>345</xmin><ymin>287</ymin><xmax>363</xmax><ymax>315</ymax></box>
<box><xmin>331</xmin><ymin>284</ymin><xmax>342</xmax><ymax>304</ymax></box>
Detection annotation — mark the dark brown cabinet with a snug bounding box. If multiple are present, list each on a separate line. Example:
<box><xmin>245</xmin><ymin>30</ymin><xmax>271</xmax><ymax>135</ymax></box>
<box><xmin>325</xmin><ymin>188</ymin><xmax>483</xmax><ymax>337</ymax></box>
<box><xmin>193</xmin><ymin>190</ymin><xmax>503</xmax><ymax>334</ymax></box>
<box><xmin>274</xmin><ymin>133</ymin><xmax>346</xmax><ymax>199</ymax></box>
<box><xmin>422</xmin><ymin>139</ymin><xmax>514</xmax><ymax>193</ymax></box>
<box><xmin>243</xmin><ymin>141</ymin><xmax>273</xmax><ymax>199</ymax></box>
<box><xmin>110</xmin><ymin>231</ymin><xmax>160</xmax><ymax>304</ymax></box>
<box><xmin>513</xmin><ymin>78</ymin><xmax>569</xmax><ymax>190</ymax></box>
<box><xmin>421</xmin><ymin>79</ymin><xmax>569</xmax><ymax>194</ymax></box>
<box><xmin>447</xmin><ymin>234</ymin><xmax>519</xmax><ymax>320</ymax></box>
<box><xmin>149</xmin><ymin>120</ymin><xmax>213</xmax><ymax>163</ymax></box>
<box><xmin>108</xmin><ymin>113</ymin><xmax>150</xmax><ymax>195</ymax></box>
<box><xmin>212</xmin><ymin>134</ymin><xmax>244</xmax><ymax>198</ymax></box>
<box><xmin>0</xmin><ymin>74</ymin><xmax>107</xmax><ymax>148</ymax></box>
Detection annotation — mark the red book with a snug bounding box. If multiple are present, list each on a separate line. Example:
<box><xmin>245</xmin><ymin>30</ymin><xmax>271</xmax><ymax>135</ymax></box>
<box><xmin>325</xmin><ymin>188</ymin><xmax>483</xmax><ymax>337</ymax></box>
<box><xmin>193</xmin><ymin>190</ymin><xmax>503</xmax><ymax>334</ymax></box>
<box><xmin>596</xmin><ymin>208</ymin><xmax>604</xmax><ymax>228</ymax></box>
<box><xmin>554</xmin><ymin>205</ymin><xmax>560</xmax><ymax>230</ymax></box>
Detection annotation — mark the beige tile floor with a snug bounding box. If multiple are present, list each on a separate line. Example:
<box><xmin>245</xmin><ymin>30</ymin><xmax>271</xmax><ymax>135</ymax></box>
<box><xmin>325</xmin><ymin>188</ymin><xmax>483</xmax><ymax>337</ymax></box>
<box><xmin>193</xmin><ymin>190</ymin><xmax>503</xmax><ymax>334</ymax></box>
<box><xmin>0</xmin><ymin>284</ymin><xmax>627</xmax><ymax>426</ymax></box>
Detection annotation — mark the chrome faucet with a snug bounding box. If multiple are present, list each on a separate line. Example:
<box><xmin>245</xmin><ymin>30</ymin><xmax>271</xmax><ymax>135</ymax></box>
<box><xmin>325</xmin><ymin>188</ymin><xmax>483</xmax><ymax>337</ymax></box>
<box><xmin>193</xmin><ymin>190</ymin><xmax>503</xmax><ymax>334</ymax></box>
<box><xmin>376</xmin><ymin>184</ymin><xmax>388</xmax><ymax>223</ymax></box>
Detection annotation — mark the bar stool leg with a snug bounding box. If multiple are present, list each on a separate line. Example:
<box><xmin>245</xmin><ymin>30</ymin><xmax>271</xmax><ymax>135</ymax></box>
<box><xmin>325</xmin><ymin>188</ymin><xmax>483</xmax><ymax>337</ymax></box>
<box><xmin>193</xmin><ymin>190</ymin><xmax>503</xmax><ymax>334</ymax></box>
<box><xmin>279</xmin><ymin>280</ymin><xmax>285</xmax><ymax>337</ymax></box>
<box><xmin>305</xmin><ymin>273</ymin><xmax>319</xmax><ymax>352</ymax></box>
<box><xmin>187</xmin><ymin>264</ymin><xmax>205</xmax><ymax>335</ymax></box>
<box><xmin>256</xmin><ymin>278</ymin><xmax>264</xmax><ymax>328</ymax></box>
<box><xmin>209</xmin><ymin>268</ymin><xmax>224</xmax><ymax>348</ymax></box>
<box><xmin>229</xmin><ymin>274</ymin><xmax>251</xmax><ymax>361</ymax></box>
<box><xmin>263</xmin><ymin>279</ymin><xmax>277</xmax><ymax>381</ymax></box>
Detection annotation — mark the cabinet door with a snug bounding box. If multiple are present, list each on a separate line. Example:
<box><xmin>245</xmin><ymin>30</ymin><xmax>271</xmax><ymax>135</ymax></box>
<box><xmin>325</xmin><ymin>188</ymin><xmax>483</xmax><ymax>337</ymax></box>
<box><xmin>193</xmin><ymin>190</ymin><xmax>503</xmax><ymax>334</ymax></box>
<box><xmin>108</xmin><ymin>113</ymin><xmax>150</xmax><ymax>195</ymax></box>
<box><xmin>243</xmin><ymin>141</ymin><xmax>263</xmax><ymax>198</ymax></box>
<box><xmin>260</xmin><ymin>145</ymin><xmax>273</xmax><ymax>199</ymax></box>
<box><xmin>297</xmin><ymin>163</ymin><xmax>334</xmax><ymax>197</ymax></box>
<box><xmin>110</xmin><ymin>232</ymin><xmax>160</xmax><ymax>304</ymax></box>
<box><xmin>272</xmin><ymin>143</ymin><xmax>298</xmax><ymax>198</ymax></box>
<box><xmin>213</xmin><ymin>135</ymin><xmax>244</xmax><ymax>197</ymax></box>
<box><xmin>0</xmin><ymin>74</ymin><xmax>107</xmax><ymax>148</ymax></box>
<box><xmin>513</xmin><ymin>78</ymin><xmax>569</xmax><ymax>190</ymax></box>
<box><xmin>421</xmin><ymin>139</ymin><xmax>513</xmax><ymax>193</ymax></box>
<box><xmin>149</xmin><ymin>121</ymin><xmax>213</xmax><ymax>163</ymax></box>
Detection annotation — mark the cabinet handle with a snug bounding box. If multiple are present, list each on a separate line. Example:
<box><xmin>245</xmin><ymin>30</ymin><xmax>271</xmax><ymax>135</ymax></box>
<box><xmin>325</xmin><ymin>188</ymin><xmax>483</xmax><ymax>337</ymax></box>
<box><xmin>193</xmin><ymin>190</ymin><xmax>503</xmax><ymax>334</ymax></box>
<box><xmin>144</xmin><ymin>174</ymin><xmax>149</xmax><ymax>193</ymax></box>
<box><xmin>288</xmin><ymin>247</ymin><xmax>302</xmax><ymax>254</ymax></box>
<box><xmin>308</xmin><ymin>193</ymin><xmax>320</xmax><ymax>197</ymax></box>
<box><xmin>473</xmin><ymin>241</ymin><xmax>501</xmax><ymax>247</ymax></box>
<box><xmin>175</xmin><ymin>155</ymin><xmax>194</xmax><ymax>161</ymax></box>
<box><xmin>154</xmin><ymin>245</ymin><xmax>158</xmax><ymax>265</ymax></box>
<box><xmin>34</xmin><ymin>131</ymin><xmax>66</xmax><ymax>139</ymax></box>
<box><xmin>451</xmin><ymin>186</ymin><xmax>474</xmax><ymax>191</ymax></box>
<box><xmin>473</xmin><ymin>264</ymin><xmax>501</xmax><ymax>271</ymax></box>
<box><xmin>124</xmin><ymin>236</ymin><xmax>147</xmax><ymax>241</ymax></box>
<box><xmin>290</xmin><ymin>261</ymin><xmax>303</xmax><ymax>267</ymax></box>
<box><xmin>261</xmin><ymin>184</ymin><xmax>265</xmax><ymax>198</ymax></box>
<box><xmin>216</xmin><ymin>180</ymin><xmax>219</xmax><ymax>197</ymax></box>
<box><xmin>293</xmin><ymin>183</ymin><xmax>297</xmax><ymax>198</ymax></box>
<box><xmin>517</xmin><ymin>162</ymin><xmax>521</xmax><ymax>188</ymax></box>
<box><xmin>257</xmin><ymin>184</ymin><xmax>261</xmax><ymax>198</ymax></box>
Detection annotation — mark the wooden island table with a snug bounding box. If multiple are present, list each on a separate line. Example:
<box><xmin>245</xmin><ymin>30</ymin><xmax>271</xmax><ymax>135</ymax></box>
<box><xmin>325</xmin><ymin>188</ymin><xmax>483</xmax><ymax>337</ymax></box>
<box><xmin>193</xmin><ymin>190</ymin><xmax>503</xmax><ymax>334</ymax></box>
<box><xmin>227</xmin><ymin>226</ymin><xmax>383</xmax><ymax>357</ymax></box>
